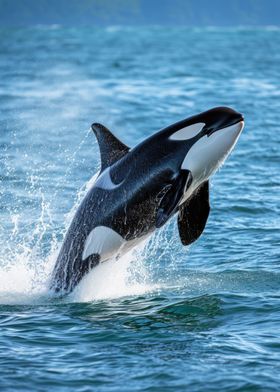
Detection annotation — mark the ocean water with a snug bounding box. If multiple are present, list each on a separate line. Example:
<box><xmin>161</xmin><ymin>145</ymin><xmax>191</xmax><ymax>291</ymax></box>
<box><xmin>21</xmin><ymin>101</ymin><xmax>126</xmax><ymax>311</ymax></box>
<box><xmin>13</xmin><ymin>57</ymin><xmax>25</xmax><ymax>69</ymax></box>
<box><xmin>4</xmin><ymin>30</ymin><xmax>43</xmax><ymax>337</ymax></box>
<box><xmin>0</xmin><ymin>26</ymin><xmax>279</xmax><ymax>391</ymax></box>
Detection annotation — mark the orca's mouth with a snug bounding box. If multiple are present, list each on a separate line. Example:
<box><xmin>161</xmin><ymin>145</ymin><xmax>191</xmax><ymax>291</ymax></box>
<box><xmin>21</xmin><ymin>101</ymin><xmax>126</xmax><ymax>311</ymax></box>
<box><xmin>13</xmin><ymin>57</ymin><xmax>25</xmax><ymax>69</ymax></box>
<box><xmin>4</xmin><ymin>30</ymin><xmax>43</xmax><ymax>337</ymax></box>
<box><xmin>206</xmin><ymin>115</ymin><xmax>244</xmax><ymax>137</ymax></box>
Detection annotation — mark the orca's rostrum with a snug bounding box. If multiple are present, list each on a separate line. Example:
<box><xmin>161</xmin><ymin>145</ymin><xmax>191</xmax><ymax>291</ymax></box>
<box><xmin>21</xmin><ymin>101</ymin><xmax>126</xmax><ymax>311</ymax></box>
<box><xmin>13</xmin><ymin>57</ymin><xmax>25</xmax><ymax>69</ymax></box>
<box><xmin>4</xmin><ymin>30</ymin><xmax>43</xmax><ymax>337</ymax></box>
<box><xmin>50</xmin><ymin>107</ymin><xmax>244</xmax><ymax>294</ymax></box>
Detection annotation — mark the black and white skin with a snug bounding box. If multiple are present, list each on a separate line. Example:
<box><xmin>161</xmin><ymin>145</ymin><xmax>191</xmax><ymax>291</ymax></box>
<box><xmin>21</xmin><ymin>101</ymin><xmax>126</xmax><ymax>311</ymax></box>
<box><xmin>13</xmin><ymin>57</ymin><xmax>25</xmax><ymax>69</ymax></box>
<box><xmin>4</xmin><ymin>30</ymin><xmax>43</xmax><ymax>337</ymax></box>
<box><xmin>50</xmin><ymin>106</ymin><xmax>244</xmax><ymax>294</ymax></box>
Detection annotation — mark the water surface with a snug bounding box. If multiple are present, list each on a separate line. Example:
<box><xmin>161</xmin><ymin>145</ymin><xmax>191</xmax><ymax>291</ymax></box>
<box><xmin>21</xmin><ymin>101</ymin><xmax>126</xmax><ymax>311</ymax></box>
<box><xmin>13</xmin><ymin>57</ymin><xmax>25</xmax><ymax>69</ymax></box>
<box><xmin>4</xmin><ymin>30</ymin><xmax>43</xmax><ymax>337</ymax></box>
<box><xmin>0</xmin><ymin>26</ymin><xmax>279</xmax><ymax>391</ymax></box>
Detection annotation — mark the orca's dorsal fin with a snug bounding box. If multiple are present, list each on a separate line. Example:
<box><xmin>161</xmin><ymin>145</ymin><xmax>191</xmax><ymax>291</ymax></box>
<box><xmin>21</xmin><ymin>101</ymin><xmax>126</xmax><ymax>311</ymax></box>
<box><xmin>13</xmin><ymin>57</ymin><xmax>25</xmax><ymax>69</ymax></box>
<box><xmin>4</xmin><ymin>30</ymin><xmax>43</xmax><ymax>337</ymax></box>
<box><xmin>177</xmin><ymin>181</ymin><xmax>210</xmax><ymax>246</ymax></box>
<box><xmin>91</xmin><ymin>123</ymin><xmax>130</xmax><ymax>172</ymax></box>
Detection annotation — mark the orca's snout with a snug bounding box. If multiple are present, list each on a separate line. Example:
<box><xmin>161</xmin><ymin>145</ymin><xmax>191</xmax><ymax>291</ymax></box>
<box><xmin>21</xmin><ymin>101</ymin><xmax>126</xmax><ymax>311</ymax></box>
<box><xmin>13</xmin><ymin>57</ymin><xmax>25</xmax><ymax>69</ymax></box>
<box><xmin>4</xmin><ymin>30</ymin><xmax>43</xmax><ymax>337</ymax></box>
<box><xmin>203</xmin><ymin>107</ymin><xmax>244</xmax><ymax>136</ymax></box>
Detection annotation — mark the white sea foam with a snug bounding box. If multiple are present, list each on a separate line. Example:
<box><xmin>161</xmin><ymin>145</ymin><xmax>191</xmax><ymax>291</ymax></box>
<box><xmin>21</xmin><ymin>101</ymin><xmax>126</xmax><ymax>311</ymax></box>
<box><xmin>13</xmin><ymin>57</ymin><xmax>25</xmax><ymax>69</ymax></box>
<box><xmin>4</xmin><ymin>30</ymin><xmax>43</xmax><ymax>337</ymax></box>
<box><xmin>0</xmin><ymin>164</ymin><xmax>158</xmax><ymax>305</ymax></box>
<box><xmin>0</xmin><ymin>232</ymin><xmax>158</xmax><ymax>305</ymax></box>
<box><xmin>72</xmin><ymin>241</ymin><xmax>158</xmax><ymax>302</ymax></box>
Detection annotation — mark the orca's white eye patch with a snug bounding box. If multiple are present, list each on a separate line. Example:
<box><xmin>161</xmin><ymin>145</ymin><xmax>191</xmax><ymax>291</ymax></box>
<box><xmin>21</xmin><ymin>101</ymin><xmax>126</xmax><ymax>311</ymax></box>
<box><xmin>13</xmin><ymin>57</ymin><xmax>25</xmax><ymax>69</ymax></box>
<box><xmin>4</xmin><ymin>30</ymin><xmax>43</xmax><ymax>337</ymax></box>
<box><xmin>169</xmin><ymin>123</ymin><xmax>205</xmax><ymax>141</ymax></box>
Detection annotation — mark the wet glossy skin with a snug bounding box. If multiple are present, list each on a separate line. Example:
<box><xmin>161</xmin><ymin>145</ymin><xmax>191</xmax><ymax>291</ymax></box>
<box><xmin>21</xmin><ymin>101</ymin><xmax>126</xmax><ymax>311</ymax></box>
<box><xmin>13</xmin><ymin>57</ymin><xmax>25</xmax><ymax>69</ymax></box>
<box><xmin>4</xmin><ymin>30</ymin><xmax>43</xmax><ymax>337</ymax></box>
<box><xmin>50</xmin><ymin>107</ymin><xmax>243</xmax><ymax>294</ymax></box>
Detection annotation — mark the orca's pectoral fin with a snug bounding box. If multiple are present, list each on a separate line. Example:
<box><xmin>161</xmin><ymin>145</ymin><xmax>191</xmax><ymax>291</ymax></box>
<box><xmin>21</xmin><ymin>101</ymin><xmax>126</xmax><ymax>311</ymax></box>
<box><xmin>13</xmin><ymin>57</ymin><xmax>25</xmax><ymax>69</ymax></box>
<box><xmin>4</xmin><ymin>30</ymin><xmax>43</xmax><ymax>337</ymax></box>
<box><xmin>156</xmin><ymin>170</ymin><xmax>191</xmax><ymax>228</ymax></box>
<box><xmin>177</xmin><ymin>180</ymin><xmax>210</xmax><ymax>246</ymax></box>
<box><xmin>91</xmin><ymin>123</ymin><xmax>130</xmax><ymax>172</ymax></box>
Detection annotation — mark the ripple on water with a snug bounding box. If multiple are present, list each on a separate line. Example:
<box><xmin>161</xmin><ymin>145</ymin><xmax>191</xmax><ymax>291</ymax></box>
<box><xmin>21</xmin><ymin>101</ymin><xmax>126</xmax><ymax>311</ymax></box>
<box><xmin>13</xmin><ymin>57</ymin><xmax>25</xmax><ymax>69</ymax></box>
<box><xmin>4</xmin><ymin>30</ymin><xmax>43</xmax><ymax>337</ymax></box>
<box><xmin>0</xmin><ymin>26</ymin><xmax>280</xmax><ymax>392</ymax></box>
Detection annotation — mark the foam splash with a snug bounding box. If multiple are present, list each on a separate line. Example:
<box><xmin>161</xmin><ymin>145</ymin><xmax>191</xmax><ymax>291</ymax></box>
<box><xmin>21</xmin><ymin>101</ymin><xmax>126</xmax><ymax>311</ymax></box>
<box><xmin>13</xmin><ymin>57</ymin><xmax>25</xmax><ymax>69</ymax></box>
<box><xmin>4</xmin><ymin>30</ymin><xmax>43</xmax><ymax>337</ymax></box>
<box><xmin>0</xmin><ymin>235</ymin><xmax>158</xmax><ymax>306</ymax></box>
<box><xmin>0</xmin><ymin>161</ymin><xmax>158</xmax><ymax>305</ymax></box>
<box><xmin>0</xmin><ymin>193</ymin><xmax>59</xmax><ymax>305</ymax></box>
<box><xmin>72</xmin><ymin>242</ymin><xmax>159</xmax><ymax>302</ymax></box>
<box><xmin>0</xmin><ymin>252</ymin><xmax>55</xmax><ymax>305</ymax></box>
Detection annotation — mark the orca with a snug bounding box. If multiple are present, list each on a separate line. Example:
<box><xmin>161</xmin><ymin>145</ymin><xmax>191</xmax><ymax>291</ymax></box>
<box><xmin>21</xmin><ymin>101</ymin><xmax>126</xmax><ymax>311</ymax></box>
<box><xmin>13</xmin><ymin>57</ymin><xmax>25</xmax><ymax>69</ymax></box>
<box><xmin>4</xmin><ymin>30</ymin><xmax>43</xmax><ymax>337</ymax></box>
<box><xmin>50</xmin><ymin>106</ymin><xmax>244</xmax><ymax>294</ymax></box>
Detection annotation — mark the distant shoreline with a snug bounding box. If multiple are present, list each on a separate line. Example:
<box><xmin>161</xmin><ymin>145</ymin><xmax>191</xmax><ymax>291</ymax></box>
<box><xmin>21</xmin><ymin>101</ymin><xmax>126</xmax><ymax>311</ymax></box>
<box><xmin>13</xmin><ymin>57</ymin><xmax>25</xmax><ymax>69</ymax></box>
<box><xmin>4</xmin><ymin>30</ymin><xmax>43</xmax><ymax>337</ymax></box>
<box><xmin>0</xmin><ymin>0</ymin><xmax>279</xmax><ymax>27</ymax></box>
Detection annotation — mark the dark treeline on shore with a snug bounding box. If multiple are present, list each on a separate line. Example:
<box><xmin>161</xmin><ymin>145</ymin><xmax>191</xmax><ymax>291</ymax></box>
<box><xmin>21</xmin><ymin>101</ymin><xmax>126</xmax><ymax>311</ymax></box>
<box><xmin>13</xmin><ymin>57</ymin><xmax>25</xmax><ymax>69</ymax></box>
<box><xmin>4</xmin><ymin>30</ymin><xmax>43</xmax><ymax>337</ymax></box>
<box><xmin>0</xmin><ymin>0</ymin><xmax>279</xmax><ymax>27</ymax></box>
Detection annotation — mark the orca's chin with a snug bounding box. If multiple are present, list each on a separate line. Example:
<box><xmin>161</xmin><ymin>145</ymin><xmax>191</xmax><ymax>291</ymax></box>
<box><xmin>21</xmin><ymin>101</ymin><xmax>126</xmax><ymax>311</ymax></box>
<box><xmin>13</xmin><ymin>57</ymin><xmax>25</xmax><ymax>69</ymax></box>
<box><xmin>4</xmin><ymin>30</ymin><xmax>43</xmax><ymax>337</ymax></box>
<box><xmin>221</xmin><ymin>121</ymin><xmax>244</xmax><ymax>148</ymax></box>
<box><xmin>221</xmin><ymin>120</ymin><xmax>244</xmax><ymax>136</ymax></box>
<box><xmin>238</xmin><ymin>120</ymin><xmax>245</xmax><ymax>132</ymax></box>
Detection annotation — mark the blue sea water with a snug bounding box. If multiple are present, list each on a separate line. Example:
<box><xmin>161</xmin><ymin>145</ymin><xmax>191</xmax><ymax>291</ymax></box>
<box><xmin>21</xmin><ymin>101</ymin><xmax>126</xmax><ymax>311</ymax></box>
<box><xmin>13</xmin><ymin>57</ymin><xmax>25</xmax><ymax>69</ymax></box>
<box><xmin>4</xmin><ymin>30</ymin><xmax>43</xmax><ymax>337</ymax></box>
<box><xmin>0</xmin><ymin>26</ymin><xmax>279</xmax><ymax>391</ymax></box>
